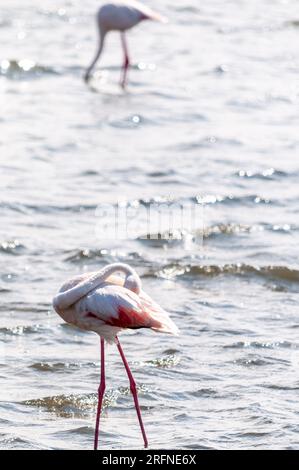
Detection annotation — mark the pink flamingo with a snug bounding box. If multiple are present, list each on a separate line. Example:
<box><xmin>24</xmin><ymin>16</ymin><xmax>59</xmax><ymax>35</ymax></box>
<box><xmin>52</xmin><ymin>263</ymin><xmax>179</xmax><ymax>449</ymax></box>
<box><xmin>84</xmin><ymin>1</ymin><xmax>167</xmax><ymax>88</ymax></box>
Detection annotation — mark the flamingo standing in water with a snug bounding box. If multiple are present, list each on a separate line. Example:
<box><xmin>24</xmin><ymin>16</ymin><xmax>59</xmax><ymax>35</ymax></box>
<box><xmin>53</xmin><ymin>263</ymin><xmax>178</xmax><ymax>449</ymax></box>
<box><xmin>84</xmin><ymin>1</ymin><xmax>167</xmax><ymax>88</ymax></box>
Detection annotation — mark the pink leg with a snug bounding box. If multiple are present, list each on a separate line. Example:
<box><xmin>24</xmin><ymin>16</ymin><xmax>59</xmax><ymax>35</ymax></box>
<box><xmin>120</xmin><ymin>32</ymin><xmax>130</xmax><ymax>89</ymax></box>
<box><xmin>94</xmin><ymin>338</ymin><xmax>105</xmax><ymax>450</ymax></box>
<box><xmin>115</xmin><ymin>336</ymin><xmax>148</xmax><ymax>448</ymax></box>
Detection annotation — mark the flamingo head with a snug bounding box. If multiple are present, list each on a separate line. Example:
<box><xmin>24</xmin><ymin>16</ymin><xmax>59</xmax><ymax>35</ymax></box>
<box><xmin>124</xmin><ymin>274</ymin><xmax>142</xmax><ymax>295</ymax></box>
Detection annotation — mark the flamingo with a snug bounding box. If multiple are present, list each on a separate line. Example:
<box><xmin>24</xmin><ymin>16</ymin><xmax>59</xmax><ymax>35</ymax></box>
<box><xmin>84</xmin><ymin>1</ymin><xmax>167</xmax><ymax>88</ymax></box>
<box><xmin>52</xmin><ymin>263</ymin><xmax>179</xmax><ymax>449</ymax></box>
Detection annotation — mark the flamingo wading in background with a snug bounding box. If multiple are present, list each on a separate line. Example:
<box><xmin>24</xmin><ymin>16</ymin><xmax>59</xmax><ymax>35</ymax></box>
<box><xmin>53</xmin><ymin>263</ymin><xmax>179</xmax><ymax>449</ymax></box>
<box><xmin>84</xmin><ymin>1</ymin><xmax>167</xmax><ymax>88</ymax></box>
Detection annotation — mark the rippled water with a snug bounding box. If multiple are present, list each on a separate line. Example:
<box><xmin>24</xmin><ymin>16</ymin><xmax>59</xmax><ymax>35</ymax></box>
<box><xmin>1</xmin><ymin>0</ymin><xmax>299</xmax><ymax>450</ymax></box>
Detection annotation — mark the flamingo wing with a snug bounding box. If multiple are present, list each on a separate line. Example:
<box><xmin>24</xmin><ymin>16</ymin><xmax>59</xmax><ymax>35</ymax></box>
<box><xmin>82</xmin><ymin>285</ymin><xmax>161</xmax><ymax>330</ymax></box>
<box><xmin>74</xmin><ymin>283</ymin><xmax>178</xmax><ymax>342</ymax></box>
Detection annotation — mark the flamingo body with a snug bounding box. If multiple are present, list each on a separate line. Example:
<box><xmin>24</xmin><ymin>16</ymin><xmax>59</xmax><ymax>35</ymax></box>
<box><xmin>97</xmin><ymin>1</ymin><xmax>166</xmax><ymax>32</ymax></box>
<box><xmin>98</xmin><ymin>3</ymin><xmax>144</xmax><ymax>32</ymax></box>
<box><xmin>53</xmin><ymin>263</ymin><xmax>178</xmax><ymax>449</ymax></box>
<box><xmin>54</xmin><ymin>268</ymin><xmax>178</xmax><ymax>343</ymax></box>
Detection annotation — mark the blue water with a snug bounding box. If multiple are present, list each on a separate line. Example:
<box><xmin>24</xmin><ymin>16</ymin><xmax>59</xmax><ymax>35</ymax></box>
<box><xmin>0</xmin><ymin>0</ymin><xmax>299</xmax><ymax>449</ymax></box>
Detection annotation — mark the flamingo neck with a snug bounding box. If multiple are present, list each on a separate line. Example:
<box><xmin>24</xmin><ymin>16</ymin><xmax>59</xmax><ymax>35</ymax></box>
<box><xmin>85</xmin><ymin>33</ymin><xmax>105</xmax><ymax>80</ymax></box>
<box><xmin>105</xmin><ymin>263</ymin><xmax>142</xmax><ymax>294</ymax></box>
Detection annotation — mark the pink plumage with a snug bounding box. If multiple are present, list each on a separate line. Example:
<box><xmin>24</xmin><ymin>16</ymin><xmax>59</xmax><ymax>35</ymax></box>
<box><xmin>53</xmin><ymin>263</ymin><xmax>179</xmax><ymax>449</ymax></box>
<box><xmin>53</xmin><ymin>264</ymin><xmax>178</xmax><ymax>342</ymax></box>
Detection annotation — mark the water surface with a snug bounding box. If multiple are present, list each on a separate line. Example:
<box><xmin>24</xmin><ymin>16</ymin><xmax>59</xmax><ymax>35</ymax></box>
<box><xmin>0</xmin><ymin>0</ymin><xmax>299</xmax><ymax>450</ymax></box>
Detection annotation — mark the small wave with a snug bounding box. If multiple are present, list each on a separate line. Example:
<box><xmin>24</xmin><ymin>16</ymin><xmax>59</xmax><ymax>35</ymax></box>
<box><xmin>64</xmin><ymin>248</ymin><xmax>144</xmax><ymax>263</ymax></box>
<box><xmin>0</xmin><ymin>201</ymin><xmax>97</xmax><ymax>214</ymax></box>
<box><xmin>65</xmin><ymin>248</ymin><xmax>107</xmax><ymax>262</ymax></box>
<box><xmin>67</xmin><ymin>426</ymin><xmax>93</xmax><ymax>435</ymax></box>
<box><xmin>80</xmin><ymin>170</ymin><xmax>100</xmax><ymax>176</ymax></box>
<box><xmin>0</xmin><ymin>20</ymin><xmax>11</xmax><ymax>28</ymax></box>
<box><xmin>285</xmin><ymin>20</ymin><xmax>299</xmax><ymax>28</ymax></box>
<box><xmin>134</xmin><ymin>193</ymin><xmax>274</xmax><ymax>208</ymax></box>
<box><xmin>37</xmin><ymin>7</ymin><xmax>71</xmax><ymax>22</ymax></box>
<box><xmin>24</xmin><ymin>392</ymin><xmax>105</xmax><ymax>417</ymax></box>
<box><xmin>138</xmin><ymin>229</ymin><xmax>194</xmax><ymax>247</ymax></box>
<box><xmin>108</xmin><ymin>114</ymin><xmax>154</xmax><ymax>129</ymax></box>
<box><xmin>0</xmin><ymin>324</ymin><xmax>46</xmax><ymax>336</ymax></box>
<box><xmin>29</xmin><ymin>361</ymin><xmax>97</xmax><ymax>372</ymax></box>
<box><xmin>233</xmin><ymin>357</ymin><xmax>278</xmax><ymax>367</ymax></box>
<box><xmin>144</xmin><ymin>354</ymin><xmax>180</xmax><ymax>369</ymax></box>
<box><xmin>232</xmin><ymin>431</ymin><xmax>270</xmax><ymax>438</ymax></box>
<box><xmin>235</xmin><ymin>168</ymin><xmax>288</xmax><ymax>180</ymax></box>
<box><xmin>213</xmin><ymin>64</ymin><xmax>230</xmax><ymax>74</ymax></box>
<box><xmin>223</xmin><ymin>340</ymin><xmax>296</xmax><ymax>350</ymax></box>
<box><xmin>0</xmin><ymin>435</ymin><xmax>45</xmax><ymax>450</ymax></box>
<box><xmin>203</xmin><ymin>222</ymin><xmax>294</xmax><ymax>238</ymax></box>
<box><xmin>23</xmin><ymin>385</ymin><xmax>149</xmax><ymax>417</ymax></box>
<box><xmin>194</xmin><ymin>194</ymin><xmax>273</xmax><ymax>206</ymax></box>
<box><xmin>91</xmin><ymin>193</ymin><xmax>276</xmax><ymax>213</ymax></box>
<box><xmin>174</xmin><ymin>6</ymin><xmax>200</xmax><ymax>14</ymax></box>
<box><xmin>203</xmin><ymin>223</ymin><xmax>257</xmax><ymax>239</ymax></box>
<box><xmin>174</xmin><ymin>136</ymin><xmax>243</xmax><ymax>151</ymax></box>
<box><xmin>147</xmin><ymin>169</ymin><xmax>176</xmax><ymax>178</ymax></box>
<box><xmin>0</xmin><ymin>287</ymin><xmax>10</xmax><ymax>293</ymax></box>
<box><xmin>0</xmin><ymin>240</ymin><xmax>24</xmax><ymax>255</ymax></box>
<box><xmin>135</xmin><ymin>62</ymin><xmax>156</xmax><ymax>71</ymax></box>
<box><xmin>0</xmin><ymin>302</ymin><xmax>50</xmax><ymax>314</ymax></box>
<box><xmin>263</xmin><ymin>383</ymin><xmax>299</xmax><ymax>391</ymax></box>
<box><xmin>262</xmin><ymin>383</ymin><xmax>299</xmax><ymax>391</ymax></box>
<box><xmin>139</xmin><ymin>222</ymin><xmax>294</xmax><ymax>245</ymax></box>
<box><xmin>190</xmin><ymin>388</ymin><xmax>218</xmax><ymax>398</ymax></box>
<box><xmin>116</xmin><ymin>384</ymin><xmax>149</xmax><ymax>397</ymax></box>
<box><xmin>163</xmin><ymin>348</ymin><xmax>181</xmax><ymax>355</ymax></box>
<box><xmin>0</xmin><ymin>59</ymin><xmax>58</xmax><ymax>79</ymax></box>
<box><xmin>150</xmin><ymin>263</ymin><xmax>299</xmax><ymax>283</ymax></box>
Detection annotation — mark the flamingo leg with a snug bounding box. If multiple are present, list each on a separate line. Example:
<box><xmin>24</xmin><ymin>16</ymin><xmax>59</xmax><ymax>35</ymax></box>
<box><xmin>120</xmin><ymin>32</ymin><xmax>130</xmax><ymax>89</ymax></box>
<box><xmin>94</xmin><ymin>338</ymin><xmax>106</xmax><ymax>450</ymax></box>
<box><xmin>115</xmin><ymin>336</ymin><xmax>148</xmax><ymax>448</ymax></box>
